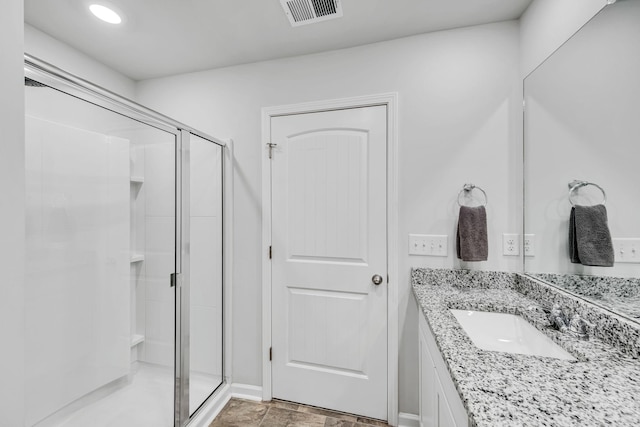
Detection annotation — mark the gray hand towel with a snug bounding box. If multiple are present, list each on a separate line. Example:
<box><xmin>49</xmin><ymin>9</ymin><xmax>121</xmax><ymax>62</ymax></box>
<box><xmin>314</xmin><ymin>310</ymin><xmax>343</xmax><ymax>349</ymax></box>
<box><xmin>456</xmin><ymin>205</ymin><xmax>488</xmax><ymax>262</ymax></box>
<box><xmin>569</xmin><ymin>204</ymin><xmax>614</xmax><ymax>267</ymax></box>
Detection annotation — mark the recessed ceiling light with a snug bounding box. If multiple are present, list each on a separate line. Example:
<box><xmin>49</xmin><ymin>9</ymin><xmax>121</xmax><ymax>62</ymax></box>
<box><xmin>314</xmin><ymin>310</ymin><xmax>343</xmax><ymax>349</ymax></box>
<box><xmin>89</xmin><ymin>4</ymin><xmax>122</xmax><ymax>24</ymax></box>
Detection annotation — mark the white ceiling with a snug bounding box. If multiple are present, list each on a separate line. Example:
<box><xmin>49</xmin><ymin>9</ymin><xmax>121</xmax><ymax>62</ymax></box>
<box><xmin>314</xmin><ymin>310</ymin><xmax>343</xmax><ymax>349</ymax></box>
<box><xmin>25</xmin><ymin>0</ymin><xmax>532</xmax><ymax>81</ymax></box>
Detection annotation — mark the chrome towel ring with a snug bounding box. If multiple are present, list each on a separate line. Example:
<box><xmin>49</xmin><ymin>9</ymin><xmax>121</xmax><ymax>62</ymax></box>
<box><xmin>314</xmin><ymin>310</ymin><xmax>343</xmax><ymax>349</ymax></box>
<box><xmin>568</xmin><ymin>180</ymin><xmax>606</xmax><ymax>206</ymax></box>
<box><xmin>457</xmin><ymin>183</ymin><xmax>488</xmax><ymax>207</ymax></box>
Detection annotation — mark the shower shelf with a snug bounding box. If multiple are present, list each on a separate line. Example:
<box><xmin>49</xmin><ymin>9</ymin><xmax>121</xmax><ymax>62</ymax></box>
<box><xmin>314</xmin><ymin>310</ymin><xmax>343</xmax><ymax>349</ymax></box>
<box><xmin>130</xmin><ymin>176</ymin><xmax>145</xmax><ymax>184</ymax></box>
<box><xmin>130</xmin><ymin>254</ymin><xmax>145</xmax><ymax>263</ymax></box>
<box><xmin>130</xmin><ymin>334</ymin><xmax>145</xmax><ymax>347</ymax></box>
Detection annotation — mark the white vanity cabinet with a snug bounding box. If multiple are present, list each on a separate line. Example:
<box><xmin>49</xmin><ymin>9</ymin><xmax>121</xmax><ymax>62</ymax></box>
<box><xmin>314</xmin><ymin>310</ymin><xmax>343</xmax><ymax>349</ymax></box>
<box><xmin>419</xmin><ymin>308</ymin><xmax>469</xmax><ymax>427</ymax></box>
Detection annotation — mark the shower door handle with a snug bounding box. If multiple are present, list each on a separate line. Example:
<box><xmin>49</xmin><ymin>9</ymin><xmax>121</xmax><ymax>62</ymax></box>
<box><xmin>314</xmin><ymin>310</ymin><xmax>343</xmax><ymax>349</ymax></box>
<box><xmin>170</xmin><ymin>273</ymin><xmax>182</xmax><ymax>288</ymax></box>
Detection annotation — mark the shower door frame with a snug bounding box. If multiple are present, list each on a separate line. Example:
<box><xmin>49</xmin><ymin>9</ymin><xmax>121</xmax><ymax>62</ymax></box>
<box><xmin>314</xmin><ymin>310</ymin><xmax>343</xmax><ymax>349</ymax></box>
<box><xmin>24</xmin><ymin>54</ymin><xmax>227</xmax><ymax>427</ymax></box>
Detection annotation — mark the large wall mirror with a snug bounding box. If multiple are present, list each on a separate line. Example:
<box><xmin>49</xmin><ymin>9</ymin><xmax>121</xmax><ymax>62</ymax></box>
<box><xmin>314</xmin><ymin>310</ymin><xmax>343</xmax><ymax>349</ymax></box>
<box><xmin>524</xmin><ymin>0</ymin><xmax>640</xmax><ymax>323</ymax></box>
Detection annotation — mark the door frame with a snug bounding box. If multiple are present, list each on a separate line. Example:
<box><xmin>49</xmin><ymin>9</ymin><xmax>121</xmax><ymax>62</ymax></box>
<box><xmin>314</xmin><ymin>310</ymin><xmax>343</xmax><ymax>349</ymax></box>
<box><xmin>260</xmin><ymin>93</ymin><xmax>399</xmax><ymax>425</ymax></box>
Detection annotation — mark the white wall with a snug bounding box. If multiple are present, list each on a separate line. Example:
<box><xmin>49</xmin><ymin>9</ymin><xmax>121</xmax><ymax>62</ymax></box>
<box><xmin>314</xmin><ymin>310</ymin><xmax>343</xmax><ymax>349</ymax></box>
<box><xmin>24</xmin><ymin>24</ymin><xmax>136</xmax><ymax>99</ymax></box>
<box><xmin>136</xmin><ymin>20</ymin><xmax>522</xmax><ymax>414</ymax></box>
<box><xmin>520</xmin><ymin>0</ymin><xmax>606</xmax><ymax>77</ymax></box>
<box><xmin>0</xmin><ymin>1</ymin><xmax>25</xmax><ymax>425</ymax></box>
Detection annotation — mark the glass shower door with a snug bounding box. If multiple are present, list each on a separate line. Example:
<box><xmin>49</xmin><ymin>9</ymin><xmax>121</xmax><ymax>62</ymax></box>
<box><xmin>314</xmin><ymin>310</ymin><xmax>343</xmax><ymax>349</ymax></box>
<box><xmin>175</xmin><ymin>132</ymin><xmax>225</xmax><ymax>425</ymax></box>
<box><xmin>25</xmin><ymin>78</ymin><xmax>178</xmax><ymax>427</ymax></box>
<box><xmin>25</xmin><ymin>57</ymin><xmax>226</xmax><ymax>427</ymax></box>
<box><xmin>188</xmin><ymin>134</ymin><xmax>224</xmax><ymax>416</ymax></box>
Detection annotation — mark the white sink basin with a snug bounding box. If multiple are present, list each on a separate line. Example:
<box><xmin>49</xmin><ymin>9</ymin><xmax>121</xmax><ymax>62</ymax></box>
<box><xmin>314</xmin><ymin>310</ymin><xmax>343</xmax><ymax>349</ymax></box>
<box><xmin>450</xmin><ymin>309</ymin><xmax>576</xmax><ymax>360</ymax></box>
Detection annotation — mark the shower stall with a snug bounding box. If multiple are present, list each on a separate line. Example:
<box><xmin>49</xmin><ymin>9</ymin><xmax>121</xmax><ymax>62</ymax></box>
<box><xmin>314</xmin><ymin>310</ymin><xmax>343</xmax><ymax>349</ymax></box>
<box><xmin>24</xmin><ymin>55</ymin><xmax>228</xmax><ymax>427</ymax></box>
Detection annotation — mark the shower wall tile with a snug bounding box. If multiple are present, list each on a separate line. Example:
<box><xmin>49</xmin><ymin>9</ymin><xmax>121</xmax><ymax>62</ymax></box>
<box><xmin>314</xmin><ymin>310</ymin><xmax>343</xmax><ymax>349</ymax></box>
<box><xmin>145</xmin><ymin>277</ymin><xmax>174</xmax><ymax>303</ymax></box>
<box><xmin>144</xmin><ymin>300</ymin><xmax>175</xmax><ymax>367</ymax></box>
<box><xmin>142</xmin><ymin>214</ymin><xmax>174</xmax><ymax>366</ymax></box>
<box><xmin>24</xmin><ymin>117</ymin><xmax>130</xmax><ymax>424</ymax></box>
<box><xmin>143</xmin><ymin>340</ymin><xmax>175</xmax><ymax>368</ymax></box>
<box><xmin>130</xmin><ymin>141</ymin><xmax>145</xmax><ymax>178</ymax></box>
<box><xmin>130</xmin><ymin>144</ymin><xmax>146</xmax><ymax>252</ymax></box>
<box><xmin>141</xmin><ymin>140</ymin><xmax>176</xmax><ymax>367</ymax></box>
<box><xmin>144</xmin><ymin>142</ymin><xmax>175</xmax><ymax>217</ymax></box>
<box><xmin>190</xmin><ymin>142</ymin><xmax>222</xmax><ymax>217</ymax></box>
<box><xmin>145</xmin><ymin>216</ymin><xmax>175</xmax><ymax>302</ymax></box>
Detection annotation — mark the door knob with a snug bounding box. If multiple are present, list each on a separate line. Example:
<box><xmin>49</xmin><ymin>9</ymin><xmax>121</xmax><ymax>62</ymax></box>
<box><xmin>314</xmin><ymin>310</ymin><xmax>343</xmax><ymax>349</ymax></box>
<box><xmin>372</xmin><ymin>274</ymin><xmax>384</xmax><ymax>285</ymax></box>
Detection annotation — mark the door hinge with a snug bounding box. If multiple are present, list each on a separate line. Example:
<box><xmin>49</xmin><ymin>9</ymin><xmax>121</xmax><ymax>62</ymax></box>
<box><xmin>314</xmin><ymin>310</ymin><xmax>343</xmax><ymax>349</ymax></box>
<box><xmin>267</xmin><ymin>143</ymin><xmax>278</xmax><ymax>159</ymax></box>
<box><xmin>269</xmin><ymin>246</ymin><xmax>272</xmax><ymax>259</ymax></box>
<box><xmin>269</xmin><ymin>347</ymin><xmax>272</xmax><ymax>361</ymax></box>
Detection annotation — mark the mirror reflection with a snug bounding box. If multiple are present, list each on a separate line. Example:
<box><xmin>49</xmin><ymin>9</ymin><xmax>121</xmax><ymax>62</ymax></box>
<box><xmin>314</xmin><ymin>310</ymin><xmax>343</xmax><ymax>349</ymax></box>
<box><xmin>523</xmin><ymin>0</ymin><xmax>640</xmax><ymax>321</ymax></box>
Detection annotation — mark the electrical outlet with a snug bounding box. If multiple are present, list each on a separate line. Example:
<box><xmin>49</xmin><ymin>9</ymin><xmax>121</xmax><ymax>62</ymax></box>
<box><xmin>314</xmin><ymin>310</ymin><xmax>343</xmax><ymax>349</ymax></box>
<box><xmin>612</xmin><ymin>238</ymin><xmax>640</xmax><ymax>263</ymax></box>
<box><xmin>524</xmin><ymin>234</ymin><xmax>535</xmax><ymax>257</ymax></box>
<box><xmin>502</xmin><ymin>233</ymin><xmax>520</xmax><ymax>256</ymax></box>
<box><xmin>409</xmin><ymin>234</ymin><xmax>448</xmax><ymax>257</ymax></box>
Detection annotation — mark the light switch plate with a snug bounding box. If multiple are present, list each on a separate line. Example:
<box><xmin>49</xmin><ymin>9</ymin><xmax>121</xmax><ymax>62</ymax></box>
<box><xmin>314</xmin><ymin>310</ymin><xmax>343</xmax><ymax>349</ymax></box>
<box><xmin>612</xmin><ymin>238</ymin><xmax>640</xmax><ymax>263</ymax></box>
<box><xmin>409</xmin><ymin>234</ymin><xmax>448</xmax><ymax>257</ymax></box>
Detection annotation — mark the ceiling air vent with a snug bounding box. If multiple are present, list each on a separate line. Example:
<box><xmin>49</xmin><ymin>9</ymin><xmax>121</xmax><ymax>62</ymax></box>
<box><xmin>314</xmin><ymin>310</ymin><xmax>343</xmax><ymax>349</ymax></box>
<box><xmin>280</xmin><ymin>0</ymin><xmax>343</xmax><ymax>27</ymax></box>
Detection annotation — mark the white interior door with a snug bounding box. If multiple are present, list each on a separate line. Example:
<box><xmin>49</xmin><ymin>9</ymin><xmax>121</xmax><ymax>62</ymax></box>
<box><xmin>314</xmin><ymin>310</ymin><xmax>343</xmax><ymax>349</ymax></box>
<box><xmin>270</xmin><ymin>105</ymin><xmax>388</xmax><ymax>420</ymax></box>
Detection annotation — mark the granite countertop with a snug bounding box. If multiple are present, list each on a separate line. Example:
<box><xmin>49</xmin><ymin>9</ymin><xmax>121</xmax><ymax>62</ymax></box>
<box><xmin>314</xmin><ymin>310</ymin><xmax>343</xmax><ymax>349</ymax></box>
<box><xmin>412</xmin><ymin>268</ymin><xmax>640</xmax><ymax>427</ymax></box>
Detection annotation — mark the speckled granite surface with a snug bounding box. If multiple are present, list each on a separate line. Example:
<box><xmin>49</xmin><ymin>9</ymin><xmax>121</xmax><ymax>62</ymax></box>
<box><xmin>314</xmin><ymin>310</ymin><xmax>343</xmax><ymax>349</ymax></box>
<box><xmin>412</xmin><ymin>268</ymin><xmax>640</xmax><ymax>427</ymax></box>
<box><xmin>516</xmin><ymin>275</ymin><xmax>640</xmax><ymax>358</ymax></box>
<box><xmin>530</xmin><ymin>272</ymin><xmax>640</xmax><ymax>319</ymax></box>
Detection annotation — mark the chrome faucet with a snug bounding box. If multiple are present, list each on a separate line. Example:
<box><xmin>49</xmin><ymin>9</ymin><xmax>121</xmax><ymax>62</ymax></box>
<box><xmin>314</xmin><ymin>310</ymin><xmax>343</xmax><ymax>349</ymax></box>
<box><xmin>568</xmin><ymin>314</ymin><xmax>591</xmax><ymax>340</ymax></box>
<box><xmin>547</xmin><ymin>304</ymin><xmax>569</xmax><ymax>332</ymax></box>
<box><xmin>539</xmin><ymin>303</ymin><xmax>592</xmax><ymax>340</ymax></box>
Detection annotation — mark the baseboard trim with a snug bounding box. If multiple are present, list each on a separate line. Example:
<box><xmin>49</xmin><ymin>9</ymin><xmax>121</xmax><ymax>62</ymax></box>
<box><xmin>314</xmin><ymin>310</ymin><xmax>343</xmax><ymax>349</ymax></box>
<box><xmin>398</xmin><ymin>412</ymin><xmax>420</xmax><ymax>427</ymax></box>
<box><xmin>231</xmin><ymin>383</ymin><xmax>263</xmax><ymax>401</ymax></box>
<box><xmin>188</xmin><ymin>383</ymin><xmax>232</xmax><ymax>427</ymax></box>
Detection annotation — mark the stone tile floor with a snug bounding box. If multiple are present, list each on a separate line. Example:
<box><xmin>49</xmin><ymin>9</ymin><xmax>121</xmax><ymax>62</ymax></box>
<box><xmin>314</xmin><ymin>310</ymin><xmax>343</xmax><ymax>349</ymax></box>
<box><xmin>209</xmin><ymin>398</ymin><xmax>390</xmax><ymax>427</ymax></box>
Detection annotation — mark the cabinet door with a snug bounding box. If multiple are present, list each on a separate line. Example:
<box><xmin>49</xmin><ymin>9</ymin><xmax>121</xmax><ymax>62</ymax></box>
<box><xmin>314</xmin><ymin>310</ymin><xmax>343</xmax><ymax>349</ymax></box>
<box><xmin>419</xmin><ymin>328</ymin><xmax>436</xmax><ymax>427</ymax></box>
<box><xmin>418</xmin><ymin>302</ymin><xmax>469</xmax><ymax>427</ymax></box>
<box><xmin>435</xmin><ymin>373</ymin><xmax>458</xmax><ymax>427</ymax></box>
